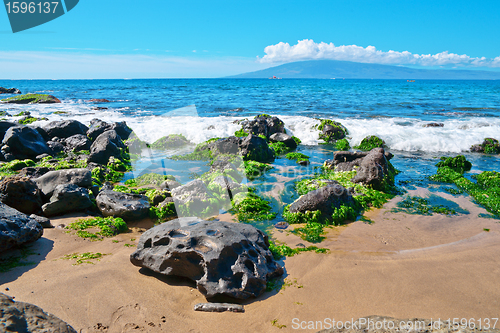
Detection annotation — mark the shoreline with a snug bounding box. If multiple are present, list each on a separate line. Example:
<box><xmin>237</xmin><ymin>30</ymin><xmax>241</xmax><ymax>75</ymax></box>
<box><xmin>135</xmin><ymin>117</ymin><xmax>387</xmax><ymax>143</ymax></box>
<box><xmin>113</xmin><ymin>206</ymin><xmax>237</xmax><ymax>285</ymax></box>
<box><xmin>2</xmin><ymin>197</ymin><xmax>500</xmax><ymax>332</ymax></box>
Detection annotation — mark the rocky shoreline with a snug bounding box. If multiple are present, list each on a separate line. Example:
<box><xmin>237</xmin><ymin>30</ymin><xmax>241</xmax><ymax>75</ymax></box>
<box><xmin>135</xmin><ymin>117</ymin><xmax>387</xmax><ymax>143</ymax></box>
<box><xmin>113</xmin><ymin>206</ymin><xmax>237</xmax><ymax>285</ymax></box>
<box><xmin>1</xmin><ymin>94</ymin><xmax>500</xmax><ymax>330</ymax></box>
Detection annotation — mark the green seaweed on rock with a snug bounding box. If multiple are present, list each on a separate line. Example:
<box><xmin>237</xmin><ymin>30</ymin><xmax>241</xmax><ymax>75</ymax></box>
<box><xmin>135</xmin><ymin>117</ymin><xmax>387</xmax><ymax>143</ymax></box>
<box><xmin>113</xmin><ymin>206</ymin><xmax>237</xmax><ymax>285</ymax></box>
<box><xmin>354</xmin><ymin>135</ymin><xmax>385</xmax><ymax>151</ymax></box>
<box><xmin>334</xmin><ymin>138</ymin><xmax>350</xmax><ymax>151</ymax></box>
<box><xmin>285</xmin><ymin>152</ymin><xmax>309</xmax><ymax>163</ymax></box>
<box><xmin>269</xmin><ymin>141</ymin><xmax>291</xmax><ymax>156</ymax></box>
<box><xmin>231</xmin><ymin>191</ymin><xmax>277</xmax><ymax>222</ymax></box>
<box><xmin>243</xmin><ymin>160</ymin><xmax>273</xmax><ymax>180</ymax></box>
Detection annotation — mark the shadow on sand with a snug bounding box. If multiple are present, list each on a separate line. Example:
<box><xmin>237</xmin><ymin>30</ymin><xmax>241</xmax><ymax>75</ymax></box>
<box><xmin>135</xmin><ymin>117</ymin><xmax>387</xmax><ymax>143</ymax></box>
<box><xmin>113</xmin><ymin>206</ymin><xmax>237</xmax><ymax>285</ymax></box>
<box><xmin>0</xmin><ymin>237</ymin><xmax>54</xmax><ymax>285</ymax></box>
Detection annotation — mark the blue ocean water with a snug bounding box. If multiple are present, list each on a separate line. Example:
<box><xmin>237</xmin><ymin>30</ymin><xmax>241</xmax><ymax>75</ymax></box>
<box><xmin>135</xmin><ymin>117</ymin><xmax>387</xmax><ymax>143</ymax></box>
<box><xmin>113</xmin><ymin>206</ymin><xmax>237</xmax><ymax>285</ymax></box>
<box><xmin>1</xmin><ymin>78</ymin><xmax>499</xmax><ymax>200</ymax></box>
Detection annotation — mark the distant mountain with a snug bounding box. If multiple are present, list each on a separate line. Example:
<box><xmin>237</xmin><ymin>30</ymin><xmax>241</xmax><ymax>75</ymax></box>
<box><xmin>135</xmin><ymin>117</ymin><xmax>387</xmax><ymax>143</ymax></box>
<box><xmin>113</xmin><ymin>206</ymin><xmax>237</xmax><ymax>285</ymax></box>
<box><xmin>227</xmin><ymin>60</ymin><xmax>500</xmax><ymax>80</ymax></box>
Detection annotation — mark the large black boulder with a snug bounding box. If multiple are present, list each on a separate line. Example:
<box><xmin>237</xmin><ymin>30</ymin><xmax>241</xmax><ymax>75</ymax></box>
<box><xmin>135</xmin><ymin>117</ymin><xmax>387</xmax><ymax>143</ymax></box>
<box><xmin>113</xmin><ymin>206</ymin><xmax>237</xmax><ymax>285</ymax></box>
<box><xmin>0</xmin><ymin>293</ymin><xmax>77</xmax><ymax>332</ymax></box>
<box><xmin>289</xmin><ymin>184</ymin><xmax>353</xmax><ymax>218</ymax></box>
<box><xmin>42</xmin><ymin>184</ymin><xmax>93</xmax><ymax>217</ymax></box>
<box><xmin>324</xmin><ymin>148</ymin><xmax>393</xmax><ymax>189</ymax></box>
<box><xmin>0</xmin><ymin>175</ymin><xmax>43</xmax><ymax>215</ymax></box>
<box><xmin>65</xmin><ymin>134</ymin><xmax>91</xmax><ymax>152</ymax></box>
<box><xmin>0</xmin><ymin>121</ymin><xmax>16</xmax><ymax>141</ymax></box>
<box><xmin>2</xmin><ymin>126</ymin><xmax>51</xmax><ymax>159</ymax></box>
<box><xmin>86</xmin><ymin>119</ymin><xmax>133</xmax><ymax>141</ymax></box>
<box><xmin>240</xmin><ymin>115</ymin><xmax>285</xmax><ymax>138</ymax></box>
<box><xmin>130</xmin><ymin>218</ymin><xmax>283</xmax><ymax>299</ymax></box>
<box><xmin>88</xmin><ymin>130</ymin><xmax>125</xmax><ymax>165</ymax></box>
<box><xmin>35</xmin><ymin>169</ymin><xmax>92</xmax><ymax>198</ymax></box>
<box><xmin>239</xmin><ymin>134</ymin><xmax>275</xmax><ymax>162</ymax></box>
<box><xmin>171</xmin><ymin>179</ymin><xmax>220</xmax><ymax>216</ymax></box>
<box><xmin>86</xmin><ymin>118</ymin><xmax>112</xmax><ymax>141</ymax></box>
<box><xmin>96</xmin><ymin>190</ymin><xmax>150</xmax><ymax>221</ymax></box>
<box><xmin>269</xmin><ymin>132</ymin><xmax>297</xmax><ymax>150</ymax></box>
<box><xmin>0</xmin><ymin>202</ymin><xmax>43</xmax><ymax>252</ymax></box>
<box><xmin>43</xmin><ymin>120</ymin><xmax>88</xmax><ymax>139</ymax></box>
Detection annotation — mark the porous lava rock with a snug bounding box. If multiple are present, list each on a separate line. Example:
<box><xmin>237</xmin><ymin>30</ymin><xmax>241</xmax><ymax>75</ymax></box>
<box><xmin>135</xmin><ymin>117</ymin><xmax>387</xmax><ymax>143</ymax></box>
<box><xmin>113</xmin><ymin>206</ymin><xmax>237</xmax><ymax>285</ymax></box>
<box><xmin>130</xmin><ymin>218</ymin><xmax>283</xmax><ymax>299</ymax></box>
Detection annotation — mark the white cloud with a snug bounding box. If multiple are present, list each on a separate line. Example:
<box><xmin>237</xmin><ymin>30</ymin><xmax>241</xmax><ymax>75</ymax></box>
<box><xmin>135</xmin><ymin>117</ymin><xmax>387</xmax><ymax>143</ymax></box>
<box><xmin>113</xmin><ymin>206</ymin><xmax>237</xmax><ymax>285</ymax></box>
<box><xmin>258</xmin><ymin>39</ymin><xmax>500</xmax><ymax>68</ymax></box>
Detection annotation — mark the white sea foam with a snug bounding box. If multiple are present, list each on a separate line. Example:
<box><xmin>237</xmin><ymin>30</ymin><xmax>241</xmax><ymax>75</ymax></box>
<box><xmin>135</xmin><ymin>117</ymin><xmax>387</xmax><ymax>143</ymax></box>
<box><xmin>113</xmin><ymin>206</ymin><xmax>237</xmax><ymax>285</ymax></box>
<box><xmin>10</xmin><ymin>102</ymin><xmax>500</xmax><ymax>153</ymax></box>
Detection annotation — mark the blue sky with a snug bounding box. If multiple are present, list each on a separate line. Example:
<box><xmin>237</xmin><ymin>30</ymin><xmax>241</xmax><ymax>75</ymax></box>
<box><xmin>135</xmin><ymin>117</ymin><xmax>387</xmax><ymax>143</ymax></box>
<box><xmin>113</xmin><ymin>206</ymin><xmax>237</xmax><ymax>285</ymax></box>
<box><xmin>1</xmin><ymin>0</ymin><xmax>500</xmax><ymax>78</ymax></box>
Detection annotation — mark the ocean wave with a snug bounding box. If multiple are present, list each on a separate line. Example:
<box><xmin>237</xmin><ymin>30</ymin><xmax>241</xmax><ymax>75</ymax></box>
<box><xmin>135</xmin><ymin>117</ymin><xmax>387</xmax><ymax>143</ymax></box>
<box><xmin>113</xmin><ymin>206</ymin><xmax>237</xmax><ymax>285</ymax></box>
<box><xmin>5</xmin><ymin>102</ymin><xmax>500</xmax><ymax>153</ymax></box>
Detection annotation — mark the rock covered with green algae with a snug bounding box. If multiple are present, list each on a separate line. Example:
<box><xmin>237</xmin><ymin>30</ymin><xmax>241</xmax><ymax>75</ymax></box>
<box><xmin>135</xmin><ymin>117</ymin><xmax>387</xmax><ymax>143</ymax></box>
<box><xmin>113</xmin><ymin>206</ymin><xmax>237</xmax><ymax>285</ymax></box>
<box><xmin>325</xmin><ymin>148</ymin><xmax>395</xmax><ymax>190</ymax></box>
<box><xmin>470</xmin><ymin>138</ymin><xmax>500</xmax><ymax>154</ymax></box>
<box><xmin>315</xmin><ymin>119</ymin><xmax>348</xmax><ymax>143</ymax></box>
<box><xmin>238</xmin><ymin>114</ymin><xmax>285</xmax><ymax>139</ymax></box>
<box><xmin>284</xmin><ymin>148</ymin><xmax>397</xmax><ymax>237</ymax></box>
<box><xmin>1</xmin><ymin>93</ymin><xmax>61</xmax><ymax>104</ymax></box>
<box><xmin>354</xmin><ymin>135</ymin><xmax>386</xmax><ymax>151</ymax></box>
<box><xmin>151</xmin><ymin>134</ymin><xmax>190</xmax><ymax>149</ymax></box>
<box><xmin>130</xmin><ymin>218</ymin><xmax>284</xmax><ymax>299</ymax></box>
<box><xmin>430</xmin><ymin>156</ymin><xmax>500</xmax><ymax>217</ymax></box>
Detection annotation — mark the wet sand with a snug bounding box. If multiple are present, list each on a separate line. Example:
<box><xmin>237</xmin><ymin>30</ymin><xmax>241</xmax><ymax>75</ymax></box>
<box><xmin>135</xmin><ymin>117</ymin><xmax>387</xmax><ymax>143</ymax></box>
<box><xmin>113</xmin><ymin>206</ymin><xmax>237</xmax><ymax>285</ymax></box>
<box><xmin>2</xmin><ymin>191</ymin><xmax>500</xmax><ymax>332</ymax></box>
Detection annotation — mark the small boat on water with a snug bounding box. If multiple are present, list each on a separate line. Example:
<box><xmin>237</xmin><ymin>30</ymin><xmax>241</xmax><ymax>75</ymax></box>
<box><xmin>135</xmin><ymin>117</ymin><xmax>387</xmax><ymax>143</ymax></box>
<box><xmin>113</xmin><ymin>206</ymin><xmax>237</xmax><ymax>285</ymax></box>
<box><xmin>407</xmin><ymin>80</ymin><xmax>416</xmax><ymax>82</ymax></box>
<box><xmin>269</xmin><ymin>76</ymin><xmax>282</xmax><ymax>79</ymax></box>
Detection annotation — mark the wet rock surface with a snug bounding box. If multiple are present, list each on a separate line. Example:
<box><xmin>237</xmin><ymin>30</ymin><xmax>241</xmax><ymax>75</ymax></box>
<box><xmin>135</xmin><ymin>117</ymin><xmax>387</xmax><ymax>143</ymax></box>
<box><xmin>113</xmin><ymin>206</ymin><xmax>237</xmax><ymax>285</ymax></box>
<box><xmin>240</xmin><ymin>115</ymin><xmax>285</xmax><ymax>138</ymax></box>
<box><xmin>43</xmin><ymin>120</ymin><xmax>88</xmax><ymax>139</ymax></box>
<box><xmin>130</xmin><ymin>218</ymin><xmax>283</xmax><ymax>299</ymax></box>
<box><xmin>0</xmin><ymin>293</ymin><xmax>77</xmax><ymax>332</ymax></box>
<box><xmin>0</xmin><ymin>175</ymin><xmax>43</xmax><ymax>215</ymax></box>
<box><xmin>35</xmin><ymin>169</ymin><xmax>92</xmax><ymax>198</ymax></box>
<box><xmin>2</xmin><ymin>126</ymin><xmax>51</xmax><ymax>159</ymax></box>
<box><xmin>88</xmin><ymin>130</ymin><xmax>125</xmax><ymax>165</ymax></box>
<box><xmin>0</xmin><ymin>202</ymin><xmax>43</xmax><ymax>253</ymax></box>
<box><xmin>324</xmin><ymin>148</ymin><xmax>393</xmax><ymax>189</ymax></box>
<box><xmin>42</xmin><ymin>184</ymin><xmax>93</xmax><ymax>217</ymax></box>
<box><xmin>96</xmin><ymin>190</ymin><xmax>150</xmax><ymax>221</ymax></box>
<box><xmin>269</xmin><ymin>132</ymin><xmax>297</xmax><ymax>150</ymax></box>
<box><xmin>289</xmin><ymin>184</ymin><xmax>353</xmax><ymax>218</ymax></box>
<box><xmin>64</xmin><ymin>134</ymin><xmax>91</xmax><ymax>152</ymax></box>
<box><xmin>0</xmin><ymin>87</ymin><xmax>21</xmax><ymax>94</ymax></box>
<box><xmin>239</xmin><ymin>134</ymin><xmax>275</xmax><ymax>162</ymax></box>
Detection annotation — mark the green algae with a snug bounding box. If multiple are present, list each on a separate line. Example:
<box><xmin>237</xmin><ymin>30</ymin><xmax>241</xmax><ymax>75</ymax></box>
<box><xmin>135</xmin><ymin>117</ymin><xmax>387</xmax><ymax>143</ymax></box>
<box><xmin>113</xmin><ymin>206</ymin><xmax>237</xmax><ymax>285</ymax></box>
<box><xmin>1</xmin><ymin>93</ymin><xmax>60</xmax><ymax>104</ymax></box>
<box><xmin>269</xmin><ymin>141</ymin><xmax>291</xmax><ymax>156</ymax></box>
<box><xmin>149</xmin><ymin>202</ymin><xmax>177</xmax><ymax>221</ymax></box>
<box><xmin>66</xmin><ymin>217</ymin><xmax>128</xmax><ymax>240</ymax></box>
<box><xmin>430</xmin><ymin>158</ymin><xmax>500</xmax><ymax>216</ymax></box>
<box><xmin>392</xmin><ymin>195</ymin><xmax>468</xmax><ymax>216</ymax></box>
<box><xmin>435</xmin><ymin>155</ymin><xmax>472</xmax><ymax>173</ymax></box>
<box><xmin>269</xmin><ymin>242</ymin><xmax>329</xmax><ymax>259</ymax></box>
<box><xmin>354</xmin><ymin>135</ymin><xmax>385</xmax><ymax>151</ymax></box>
<box><xmin>231</xmin><ymin>191</ymin><xmax>276</xmax><ymax>221</ymax></box>
<box><xmin>124</xmin><ymin>173</ymin><xmax>174</xmax><ymax>187</ymax></box>
<box><xmin>61</xmin><ymin>252</ymin><xmax>108</xmax><ymax>265</ymax></box>
<box><xmin>315</xmin><ymin>119</ymin><xmax>348</xmax><ymax>143</ymax></box>
<box><xmin>170</xmin><ymin>138</ymin><xmax>219</xmax><ymax>161</ymax></box>
<box><xmin>285</xmin><ymin>152</ymin><xmax>309</xmax><ymax>163</ymax></box>
<box><xmin>0</xmin><ymin>159</ymin><xmax>35</xmax><ymax>172</ymax></box>
<box><xmin>234</xmin><ymin>128</ymin><xmax>248</xmax><ymax>137</ymax></box>
<box><xmin>243</xmin><ymin>160</ymin><xmax>273</xmax><ymax>180</ymax></box>
<box><xmin>334</xmin><ymin>138</ymin><xmax>350</xmax><ymax>151</ymax></box>
<box><xmin>151</xmin><ymin>134</ymin><xmax>189</xmax><ymax>149</ymax></box>
<box><xmin>0</xmin><ymin>245</ymin><xmax>36</xmax><ymax>273</ymax></box>
<box><xmin>292</xmin><ymin>136</ymin><xmax>301</xmax><ymax>145</ymax></box>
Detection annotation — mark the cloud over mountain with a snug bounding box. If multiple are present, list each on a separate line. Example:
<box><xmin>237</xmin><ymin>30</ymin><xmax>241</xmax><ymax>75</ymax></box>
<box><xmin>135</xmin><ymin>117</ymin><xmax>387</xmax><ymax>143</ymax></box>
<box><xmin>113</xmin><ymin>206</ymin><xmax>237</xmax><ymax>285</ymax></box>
<box><xmin>258</xmin><ymin>39</ymin><xmax>500</xmax><ymax>68</ymax></box>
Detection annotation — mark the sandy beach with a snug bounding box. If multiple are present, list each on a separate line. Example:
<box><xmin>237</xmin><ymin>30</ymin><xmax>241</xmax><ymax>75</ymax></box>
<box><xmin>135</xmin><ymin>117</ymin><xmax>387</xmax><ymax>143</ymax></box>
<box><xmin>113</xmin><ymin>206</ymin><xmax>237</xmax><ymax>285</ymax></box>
<box><xmin>2</xmin><ymin>188</ymin><xmax>499</xmax><ymax>333</ymax></box>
